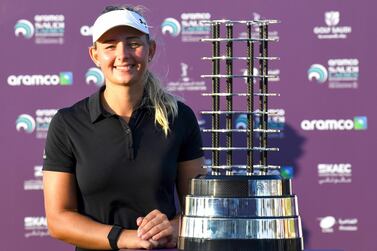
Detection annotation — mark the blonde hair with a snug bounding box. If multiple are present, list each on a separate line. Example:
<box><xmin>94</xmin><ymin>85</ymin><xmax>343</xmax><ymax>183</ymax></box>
<box><xmin>97</xmin><ymin>5</ymin><xmax>178</xmax><ymax>135</ymax></box>
<box><xmin>144</xmin><ymin>71</ymin><xmax>178</xmax><ymax>136</ymax></box>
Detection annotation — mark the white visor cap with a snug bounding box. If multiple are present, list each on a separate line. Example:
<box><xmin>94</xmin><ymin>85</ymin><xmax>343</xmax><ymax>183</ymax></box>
<box><xmin>92</xmin><ymin>9</ymin><xmax>149</xmax><ymax>43</ymax></box>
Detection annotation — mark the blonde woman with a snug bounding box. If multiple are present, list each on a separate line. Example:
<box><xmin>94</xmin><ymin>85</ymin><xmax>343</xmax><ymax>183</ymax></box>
<box><xmin>43</xmin><ymin>5</ymin><xmax>204</xmax><ymax>251</ymax></box>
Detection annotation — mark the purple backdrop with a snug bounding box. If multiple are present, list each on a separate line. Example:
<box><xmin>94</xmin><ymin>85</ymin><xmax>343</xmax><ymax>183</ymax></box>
<box><xmin>1</xmin><ymin>0</ymin><xmax>375</xmax><ymax>250</ymax></box>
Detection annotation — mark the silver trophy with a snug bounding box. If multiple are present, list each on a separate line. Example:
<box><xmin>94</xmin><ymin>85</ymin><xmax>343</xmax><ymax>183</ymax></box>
<box><xmin>178</xmin><ymin>19</ymin><xmax>304</xmax><ymax>251</ymax></box>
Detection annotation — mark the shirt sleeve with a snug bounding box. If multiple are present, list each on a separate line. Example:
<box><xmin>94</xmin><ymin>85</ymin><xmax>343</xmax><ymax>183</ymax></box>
<box><xmin>178</xmin><ymin>103</ymin><xmax>204</xmax><ymax>162</ymax></box>
<box><xmin>43</xmin><ymin>110</ymin><xmax>76</xmax><ymax>173</ymax></box>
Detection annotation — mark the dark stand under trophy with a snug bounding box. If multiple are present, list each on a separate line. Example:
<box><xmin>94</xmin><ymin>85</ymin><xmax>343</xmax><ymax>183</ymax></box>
<box><xmin>178</xmin><ymin>19</ymin><xmax>304</xmax><ymax>251</ymax></box>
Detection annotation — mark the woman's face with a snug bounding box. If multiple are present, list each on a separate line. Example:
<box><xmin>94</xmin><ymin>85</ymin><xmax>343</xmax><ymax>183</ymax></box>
<box><xmin>90</xmin><ymin>26</ymin><xmax>155</xmax><ymax>88</ymax></box>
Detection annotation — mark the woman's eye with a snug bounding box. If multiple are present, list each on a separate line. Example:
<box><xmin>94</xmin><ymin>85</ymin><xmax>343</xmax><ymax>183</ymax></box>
<box><xmin>129</xmin><ymin>42</ymin><xmax>140</xmax><ymax>49</ymax></box>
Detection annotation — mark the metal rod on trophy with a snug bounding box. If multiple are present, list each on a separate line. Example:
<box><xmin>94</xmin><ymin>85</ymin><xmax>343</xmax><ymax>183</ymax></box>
<box><xmin>211</xmin><ymin>22</ymin><xmax>221</xmax><ymax>175</ymax></box>
<box><xmin>226</xmin><ymin>23</ymin><xmax>233</xmax><ymax>176</ymax></box>
<box><xmin>259</xmin><ymin>23</ymin><xmax>269</xmax><ymax>174</ymax></box>
<box><xmin>246</xmin><ymin>22</ymin><xmax>254</xmax><ymax>175</ymax></box>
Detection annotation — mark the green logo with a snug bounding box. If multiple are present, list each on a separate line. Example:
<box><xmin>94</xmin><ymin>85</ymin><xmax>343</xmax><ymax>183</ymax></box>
<box><xmin>354</xmin><ymin>116</ymin><xmax>367</xmax><ymax>130</ymax></box>
<box><xmin>60</xmin><ymin>72</ymin><xmax>73</xmax><ymax>85</ymax></box>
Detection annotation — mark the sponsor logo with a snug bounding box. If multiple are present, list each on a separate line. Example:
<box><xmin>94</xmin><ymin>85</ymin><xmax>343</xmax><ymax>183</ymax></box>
<box><xmin>239</xmin><ymin>12</ymin><xmax>280</xmax><ymax>40</ymax></box>
<box><xmin>308</xmin><ymin>64</ymin><xmax>328</xmax><ymax>83</ymax></box>
<box><xmin>318</xmin><ymin>163</ymin><xmax>352</xmax><ymax>185</ymax></box>
<box><xmin>60</xmin><ymin>72</ymin><xmax>73</xmax><ymax>85</ymax></box>
<box><xmin>14</xmin><ymin>19</ymin><xmax>35</xmax><ymax>39</ymax></box>
<box><xmin>313</xmin><ymin>11</ymin><xmax>352</xmax><ymax>39</ymax></box>
<box><xmin>162</xmin><ymin>13</ymin><xmax>211</xmax><ymax>42</ymax></box>
<box><xmin>7</xmin><ymin>72</ymin><xmax>73</xmax><ymax>86</ymax></box>
<box><xmin>166</xmin><ymin>62</ymin><xmax>206</xmax><ymax>92</ymax></box>
<box><xmin>319</xmin><ymin>216</ymin><xmax>337</xmax><ymax>233</ymax></box>
<box><xmin>16</xmin><ymin>114</ymin><xmax>36</xmax><ymax>133</ymax></box>
<box><xmin>354</xmin><ymin>116</ymin><xmax>367</xmax><ymax>130</ymax></box>
<box><xmin>24</xmin><ymin>216</ymin><xmax>49</xmax><ymax>238</ymax></box>
<box><xmin>16</xmin><ymin>109</ymin><xmax>58</xmax><ymax>139</ymax></box>
<box><xmin>86</xmin><ymin>67</ymin><xmax>104</xmax><ymax>86</ymax></box>
<box><xmin>161</xmin><ymin>18</ymin><xmax>181</xmax><ymax>37</ymax></box>
<box><xmin>308</xmin><ymin>59</ymin><xmax>359</xmax><ymax>89</ymax></box>
<box><xmin>301</xmin><ymin>116</ymin><xmax>367</xmax><ymax>131</ymax></box>
<box><xmin>24</xmin><ymin>165</ymin><xmax>43</xmax><ymax>191</ymax></box>
<box><xmin>15</xmin><ymin>15</ymin><xmax>65</xmax><ymax>44</ymax></box>
<box><xmin>235</xmin><ymin>109</ymin><xmax>285</xmax><ymax>138</ymax></box>
<box><xmin>242</xmin><ymin>67</ymin><xmax>280</xmax><ymax>83</ymax></box>
<box><xmin>280</xmin><ymin>166</ymin><xmax>294</xmax><ymax>179</ymax></box>
<box><xmin>80</xmin><ymin>25</ymin><xmax>92</xmax><ymax>36</ymax></box>
<box><xmin>319</xmin><ymin>216</ymin><xmax>358</xmax><ymax>233</ymax></box>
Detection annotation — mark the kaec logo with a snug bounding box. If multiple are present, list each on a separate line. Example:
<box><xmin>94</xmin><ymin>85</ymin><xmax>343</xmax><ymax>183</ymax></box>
<box><xmin>16</xmin><ymin>114</ymin><xmax>36</xmax><ymax>133</ymax></box>
<box><xmin>86</xmin><ymin>67</ymin><xmax>105</xmax><ymax>87</ymax></box>
<box><xmin>161</xmin><ymin>18</ymin><xmax>181</xmax><ymax>37</ymax></box>
<box><xmin>14</xmin><ymin>19</ymin><xmax>34</xmax><ymax>39</ymax></box>
<box><xmin>301</xmin><ymin>116</ymin><xmax>367</xmax><ymax>131</ymax></box>
<box><xmin>8</xmin><ymin>72</ymin><xmax>73</xmax><ymax>86</ymax></box>
<box><xmin>308</xmin><ymin>64</ymin><xmax>328</xmax><ymax>83</ymax></box>
<box><xmin>318</xmin><ymin>163</ymin><xmax>352</xmax><ymax>185</ymax></box>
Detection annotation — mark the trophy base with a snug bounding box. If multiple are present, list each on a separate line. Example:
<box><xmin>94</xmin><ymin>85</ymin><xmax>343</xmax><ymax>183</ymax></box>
<box><xmin>178</xmin><ymin>237</ymin><xmax>304</xmax><ymax>251</ymax></box>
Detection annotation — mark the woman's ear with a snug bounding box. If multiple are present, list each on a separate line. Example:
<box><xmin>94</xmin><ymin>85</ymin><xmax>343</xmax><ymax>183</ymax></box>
<box><xmin>148</xmin><ymin>40</ymin><xmax>156</xmax><ymax>62</ymax></box>
<box><xmin>89</xmin><ymin>45</ymin><xmax>100</xmax><ymax>67</ymax></box>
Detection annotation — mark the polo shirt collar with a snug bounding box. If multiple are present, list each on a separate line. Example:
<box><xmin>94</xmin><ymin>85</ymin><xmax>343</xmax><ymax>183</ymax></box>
<box><xmin>88</xmin><ymin>86</ymin><xmax>151</xmax><ymax>123</ymax></box>
<box><xmin>88</xmin><ymin>85</ymin><xmax>107</xmax><ymax>123</ymax></box>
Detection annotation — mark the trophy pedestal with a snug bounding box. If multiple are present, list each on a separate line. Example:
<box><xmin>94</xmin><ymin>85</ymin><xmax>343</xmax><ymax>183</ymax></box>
<box><xmin>178</xmin><ymin>175</ymin><xmax>304</xmax><ymax>251</ymax></box>
<box><xmin>178</xmin><ymin>238</ymin><xmax>303</xmax><ymax>251</ymax></box>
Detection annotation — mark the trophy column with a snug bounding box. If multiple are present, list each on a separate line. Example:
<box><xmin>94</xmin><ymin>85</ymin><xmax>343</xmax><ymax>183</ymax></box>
<box><xmin>178</xmin><ymin>19</ymin><xmax>304</xmax><ymax>251</ymax></box>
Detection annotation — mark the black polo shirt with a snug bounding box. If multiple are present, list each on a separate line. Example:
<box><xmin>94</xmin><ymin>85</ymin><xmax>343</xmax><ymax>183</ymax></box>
<box><xmin>43</xmin><ymin>87</ymin><xmax>203</xmax><ymax>251</ymax></box>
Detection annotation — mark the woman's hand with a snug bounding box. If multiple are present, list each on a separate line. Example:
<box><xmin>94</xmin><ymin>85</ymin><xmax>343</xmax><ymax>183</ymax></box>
<box><xmin>136</xmin><ymin>210</ymin><xmax>178</xmax><ymax>248</ymax></box>
<box><xmin>118</xmin><ymin>229</ymin><xmax>160</xmax><ymax>250</ymax></box>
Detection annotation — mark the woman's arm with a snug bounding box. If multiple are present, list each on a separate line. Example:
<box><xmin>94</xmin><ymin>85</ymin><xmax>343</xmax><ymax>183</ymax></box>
<box><xmin>43</xmin><ymin>171</ymin><xmax>156</xmax><ymax>250</ymax></box>
<box><xmin>137</xmin><ymin>157</ymin><xmax>205</xmax><ymax>246</ymax></box>
<box><xmin>176</xmin><ymin>157</ymin><xmax>206</xmax><ymax>209</ymax></box>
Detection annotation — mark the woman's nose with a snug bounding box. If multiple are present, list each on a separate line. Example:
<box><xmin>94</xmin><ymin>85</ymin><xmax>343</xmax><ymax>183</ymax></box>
<box><xmin>116</xmin><ymin>42</ymin><xmax>130</xmax><ymax>61</ymax></box>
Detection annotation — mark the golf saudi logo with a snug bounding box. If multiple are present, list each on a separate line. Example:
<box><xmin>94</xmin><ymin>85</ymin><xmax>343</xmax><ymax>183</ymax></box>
<box><xmin>86</xmin><ymin>67</ymin><xmax>104</xmax><ymax>87</ymax></box>
<box><xmin>14</xmin><ymin>19</ymin><xmax>34</xmax><ymax>39</ymax></box>
<box><xmin>308</xmin><ymin>64</ymin><xmax>328</xmax><ymax>83</ymax></box>
<box><xmin>161</xmin><ymin>18</ymin><xmax>181</xmax><ymax>37</ymax></box>
<box><xmin>16</xmin><ymin>114</ymin><xmax>36</xmax><ymax>133</ymax></box>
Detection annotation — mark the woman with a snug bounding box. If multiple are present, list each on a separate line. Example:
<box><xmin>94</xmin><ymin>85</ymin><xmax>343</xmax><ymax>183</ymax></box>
<box><xmin>43</xmin><ymin>5</ymin><xmax>204</xmax><ymax>250</ymax></box>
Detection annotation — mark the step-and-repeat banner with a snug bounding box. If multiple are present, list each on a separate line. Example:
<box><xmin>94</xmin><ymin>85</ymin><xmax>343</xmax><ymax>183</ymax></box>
<box><xmin>1</xmin><ymin>0</ymin><xmax>375</xmax><ymax>250</ymax></box>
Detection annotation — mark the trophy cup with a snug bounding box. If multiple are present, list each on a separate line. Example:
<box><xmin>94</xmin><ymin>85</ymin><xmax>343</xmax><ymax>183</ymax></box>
<box><xmin>178</xmin><ymin>19</ymin><xmax>304</xmax><ymax>251</ymax></box>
